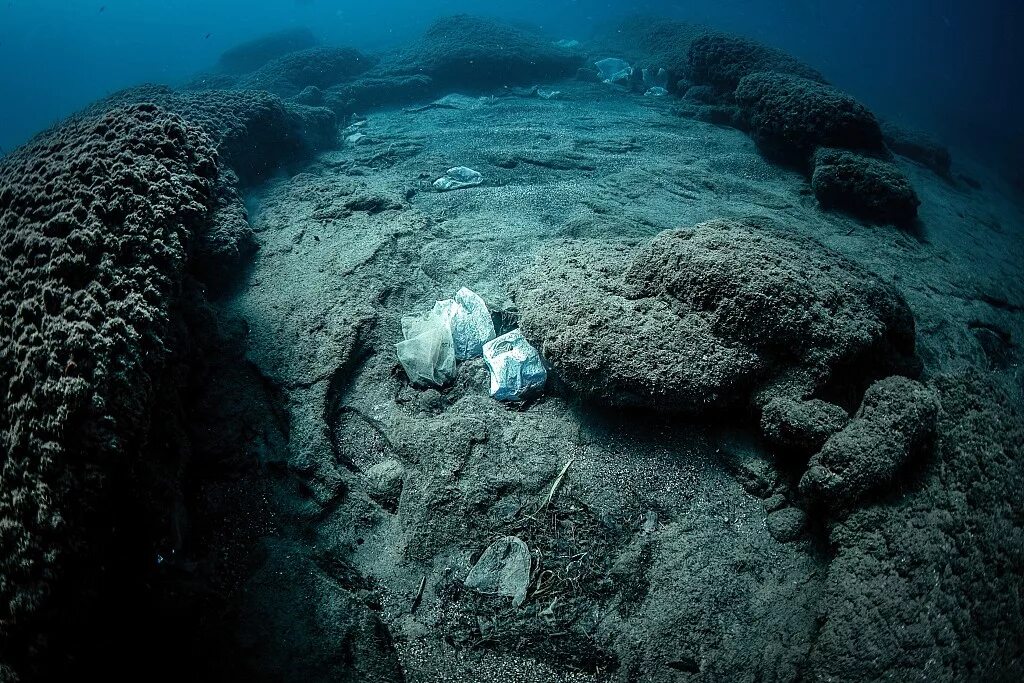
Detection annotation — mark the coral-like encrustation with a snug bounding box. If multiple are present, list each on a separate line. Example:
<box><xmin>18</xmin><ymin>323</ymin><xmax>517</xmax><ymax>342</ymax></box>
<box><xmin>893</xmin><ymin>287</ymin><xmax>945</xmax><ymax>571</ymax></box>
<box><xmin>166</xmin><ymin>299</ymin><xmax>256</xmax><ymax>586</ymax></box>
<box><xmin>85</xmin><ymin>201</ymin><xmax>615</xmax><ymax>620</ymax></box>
<box><xmin>734</xmin><ymin>71</ymin><xmax>887</xmax><ymax>166</ymax></box>
<box><xmin>514</xmin><ymin>220</ymin><xmax>918</xmax><ymax>417</ymax></box>
<box><xmin>0</xmin><ymin>104</ymin><xmax>221</xmax><ymax>675</ymax></box>
<box><xmin>687</xmin><ymin>32</ymin><xmax>826</xmax><ymax>92</ymax></box>
<box><xmin>238</xmin><ymin>46</ymin><xmax>376</xmax><ymax>97</ymax></box>
<box><xmin>811</xmin><ymin>147</ymin><xmax>922</xmax><ymax>225</ymax></box>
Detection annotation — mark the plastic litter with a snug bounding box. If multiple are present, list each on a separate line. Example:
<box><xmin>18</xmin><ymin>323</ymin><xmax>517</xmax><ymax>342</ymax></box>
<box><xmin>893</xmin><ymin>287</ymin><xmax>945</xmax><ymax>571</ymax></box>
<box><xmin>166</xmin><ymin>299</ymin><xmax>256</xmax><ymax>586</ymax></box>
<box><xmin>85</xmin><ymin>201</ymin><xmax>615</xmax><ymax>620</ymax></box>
<box><xmin>464</xmin><ymin>536</ymin><xmax>532</xmax><ymax>607</ymax></box>
<box><xmin>482</xmin><ymin>329</ymin><xmax>547</xmax><ymax>401</ymax></box>
<box><xmin>594</xmin><ymin>57</ymin><xmax>632</xmax><ymax>84</ymax></box>
<box><xmin>395</xmin><ymin>310</ymin><xmax>456</xmax><ymax>387</ymax></box>
<box><xmin>432</xmin><ymin>287</ymin><xmax>496</xmax><ymax>360</ymax></box>
<box><xmin>644</xmin><ymin>87</ymin><xmax>668</xmax><ymax>97</ymax></box>
<box><xmin>642</xmin><ymin>67</ymin><xmax>669</xmax><ymax>89</ymax></box>
<box><xmin>433</xmin><ymin>166</ymin><xmax>483</xmax><ymax>191</ymax></box>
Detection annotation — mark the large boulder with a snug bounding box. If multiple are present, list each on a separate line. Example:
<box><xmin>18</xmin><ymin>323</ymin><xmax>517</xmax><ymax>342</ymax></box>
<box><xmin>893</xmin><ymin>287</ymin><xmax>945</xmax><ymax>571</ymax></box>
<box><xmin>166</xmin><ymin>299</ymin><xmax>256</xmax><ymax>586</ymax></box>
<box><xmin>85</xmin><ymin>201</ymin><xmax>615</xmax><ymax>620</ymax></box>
<box><xmin>687</xmin><ymin>32</ymin><xmax>826</xmax><ymax>92</ymax></box>
<box><xmin>238</xmin><ymin>46</ymin><xmax>376</xmax><ymax>97</ymax></box>
<box><xmin>382</xmin><ymin>15</ymin><xmax>581</xmax><ymax>91</ymax></box>
<box><xmin>809</xmin><ymin>372</ymin><xmax>1024</xmax><ymax>680</ymax></box>
<box><xmin>734</xmin><ymin>72</ymin><xmax>887</xmax><ymax>166</ymax></box>
<box><xmin>800</xmin><ymin>376</ymin><xmax>939</xmax><ymax>508</ymax></box>
<box><xmin>0</xmin><ymin>104</ymin><xmax>221</xmax><ymax>679</ymax></box>
<box><xmin>514</xmin><ymin>219</ymin><xmax>918</xmax><ymax>421</ymax></box>
<box><xmin>811</xmin><ymin>147</ymin><xmax>921</xmax><ymax>226</ymax></box>
<box><xmin>216</xmin><ymin>27</ymin><xmax>318</xmax><ymax>74</ymax></box>
<box><xmin>97</xmin><ymin>85</ymin><xmax>337</xmax><ymax>185</ymax></box>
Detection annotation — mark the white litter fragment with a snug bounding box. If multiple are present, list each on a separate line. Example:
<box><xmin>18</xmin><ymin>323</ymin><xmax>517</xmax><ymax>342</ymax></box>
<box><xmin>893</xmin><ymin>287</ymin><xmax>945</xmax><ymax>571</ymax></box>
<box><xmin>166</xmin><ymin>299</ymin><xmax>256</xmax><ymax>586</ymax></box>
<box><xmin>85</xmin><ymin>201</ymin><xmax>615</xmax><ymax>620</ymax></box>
<box><xmin>433</xmin><ymin>166</ymin><xmax>483</xmax><ymax>191</ymax></box>
<box><xmin>464</xmin><ymin>536</ymin><xmax>532</xmax><ymax>607</ymax></box>
<box><xmin>395</xmin><ymin>310</ymin><xmax>456</xmax><ymax>387</ymax></box>
<box><xmin>594</xmin><ymin>57</ymin><xmax>633</xmax><ymax>84</ymax></box>
<box><xmin>644</xmin><ymin>86</ymin><xmax>668</xmax><ymax>97</ymax></box>
<box><xmin>432</xmin><ymin>287</ymin><xmax>496</xmax><ymax>360</ymax></box>
<box><xmin>482</xmin><ymin>329</ymin><xmax>547</xmax><ymax>401</ymax></box>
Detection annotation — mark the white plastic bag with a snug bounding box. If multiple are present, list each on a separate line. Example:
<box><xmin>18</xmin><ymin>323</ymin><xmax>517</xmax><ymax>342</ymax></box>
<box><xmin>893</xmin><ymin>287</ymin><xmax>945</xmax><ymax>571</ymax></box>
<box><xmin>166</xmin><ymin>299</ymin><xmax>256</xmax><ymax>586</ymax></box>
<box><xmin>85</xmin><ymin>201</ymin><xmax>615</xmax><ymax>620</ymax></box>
<box><xmin>432</xmin><ymin>287</ymin><xmax>496</xmax><ymax>360</ymax></box>
<box><xmin>395</xmin><ymin>311</ymin><xmax>456</xmax><ymax>387</ymax></box>
<box><xmin>482</xmin><ymin>329</ymin><xmax>547</xmax><ymax>401</ymax></box>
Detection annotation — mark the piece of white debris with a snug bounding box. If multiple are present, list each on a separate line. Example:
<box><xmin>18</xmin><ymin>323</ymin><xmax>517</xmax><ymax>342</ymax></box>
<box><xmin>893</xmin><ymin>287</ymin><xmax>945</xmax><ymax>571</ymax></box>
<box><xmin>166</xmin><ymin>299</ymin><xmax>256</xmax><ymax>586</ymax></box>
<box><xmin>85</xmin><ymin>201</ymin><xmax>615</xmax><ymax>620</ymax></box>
<box><xmin>433</xmin><ymin>166</ymin><xmax>483</xmax><ymax>191</ymax></box>
<box><xmin>395</xmin><ymin>310</ymin><xmax>456</xmax><ymax>387</ymax></box>
<box><xmin>432</xmin><ymin>287</ymin><xmax>496</xmax><ymax>360</ymax></box>
<box><xmin>594</xmin><ymin>57</ymin><xmax>633</xmax><ymax>84</ymax></box>
<box><xmin>346</xmin><ymin>132</ymin><xmax>366</xmax><ymax>145</ymax></box>
<box><xmin>482</xmin><ymin>329</ymin><xmax>547</xmax><ymax>401</ymax></box>
<box><xmin>464</xmin><ymin>536</ymin><xmax>532</xmax><ymax>607</ymax></box>
<box><xmin>644</xmin><ymin>87</ymin><xmax>668</xmax><ymax>97</ymax></box>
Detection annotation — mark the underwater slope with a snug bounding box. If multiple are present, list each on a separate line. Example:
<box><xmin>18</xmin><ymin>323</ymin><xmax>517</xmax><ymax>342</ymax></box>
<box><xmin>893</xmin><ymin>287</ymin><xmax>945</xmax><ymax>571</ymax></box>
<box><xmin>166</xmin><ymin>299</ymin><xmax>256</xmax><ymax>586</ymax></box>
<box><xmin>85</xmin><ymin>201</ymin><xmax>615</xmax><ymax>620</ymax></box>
<box><xmin>1</xmin><ymin>14</ymin><xmax>1022</xmax><ymax>682</ymax></box>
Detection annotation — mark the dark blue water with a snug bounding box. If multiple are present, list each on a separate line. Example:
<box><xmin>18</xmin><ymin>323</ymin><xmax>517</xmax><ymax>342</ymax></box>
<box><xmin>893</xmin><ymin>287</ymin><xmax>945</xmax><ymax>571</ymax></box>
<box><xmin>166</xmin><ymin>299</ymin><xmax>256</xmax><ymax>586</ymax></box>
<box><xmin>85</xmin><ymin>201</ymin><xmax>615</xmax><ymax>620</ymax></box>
<box><xmin>1</xmin><ymin>0</ymin><xmax>1021</xmax><ymax>175</ymax></box>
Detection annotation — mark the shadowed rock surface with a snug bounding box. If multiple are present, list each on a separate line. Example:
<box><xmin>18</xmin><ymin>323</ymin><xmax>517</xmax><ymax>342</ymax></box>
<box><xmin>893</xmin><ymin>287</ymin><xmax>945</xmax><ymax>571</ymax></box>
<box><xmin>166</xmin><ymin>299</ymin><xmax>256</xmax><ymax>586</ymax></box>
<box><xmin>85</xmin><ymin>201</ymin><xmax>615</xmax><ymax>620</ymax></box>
<box><xmin>238</xmin><ymin>46</ymin><xmax>376</xmax><ymax>97</ymax></box>
<box><xmin>216</xmin><ymin>27</ymin><xmax>318</xmax><ymax>75</ymax></box>
<box><xmin>800</xmin><ymin>376</ymin><xmax>939</xmax><ymax>509</ymax></box>
<box><xmin>515</xmin><ymin>219</ymin><xmax>919</xmax><ymax>422</ymax></box>
<box><xmin>0</xmin><ymin>103</ymin><xmax>220</xmax><ymax>679</ymax></box>
<box><xmin>687</xmin><ymin>32</ymin><xmax>826</xmax><ymax>92</ymax></box>
<box><xmin>881</xmin><ymin>120</ymin><xmax>953</xmax><ymax>178</ymax></box>
<box><xmin>810</xmin><ymin>372</ymin><xmax>1023</xmax><ymax>681</ymax></box>
<box><xmin>734</xmin><ymin>72</ymin><xmax>887</xmax><ymax>166</ymax></box>
<box><xmin>811</xmin><ymin>147</ymin><xmax>921</xmax><ymax>225</ymax></box>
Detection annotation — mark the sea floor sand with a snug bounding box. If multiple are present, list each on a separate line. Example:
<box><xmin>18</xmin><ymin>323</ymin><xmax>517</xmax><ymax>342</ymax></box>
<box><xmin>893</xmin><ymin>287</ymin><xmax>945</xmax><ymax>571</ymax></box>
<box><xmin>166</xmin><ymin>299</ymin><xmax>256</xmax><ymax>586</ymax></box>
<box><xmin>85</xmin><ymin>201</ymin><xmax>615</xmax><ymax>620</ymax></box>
<box><xmin>213</xmin><ymin>80</ymin><xmax>1023</xmax><ymax>681</ymax></box>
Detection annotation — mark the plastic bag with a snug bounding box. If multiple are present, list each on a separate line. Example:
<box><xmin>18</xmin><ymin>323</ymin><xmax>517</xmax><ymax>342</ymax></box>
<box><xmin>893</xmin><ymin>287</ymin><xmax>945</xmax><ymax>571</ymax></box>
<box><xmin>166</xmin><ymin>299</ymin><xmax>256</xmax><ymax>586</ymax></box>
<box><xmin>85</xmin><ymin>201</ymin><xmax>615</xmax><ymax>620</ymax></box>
<box><xmin>395</xmin><ymin>311</ymin><xmax>456</xmax><ymax>387</ymax></box>
<box><xmin>482</xmin><ymin>329</ymin><xmax>547</xmax><ymax>401</ymax></box>
<box><xmin>432</xmin><ymin>287</ymin><xmax>496</xmax><ymax>360</ymax></box>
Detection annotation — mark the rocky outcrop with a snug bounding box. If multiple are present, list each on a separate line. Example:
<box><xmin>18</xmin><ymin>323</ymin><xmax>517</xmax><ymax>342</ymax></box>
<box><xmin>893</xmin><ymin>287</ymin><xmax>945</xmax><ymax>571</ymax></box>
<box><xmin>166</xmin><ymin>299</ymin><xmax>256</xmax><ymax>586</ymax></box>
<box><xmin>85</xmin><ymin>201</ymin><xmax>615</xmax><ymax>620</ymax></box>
<box><xmin>514</xmin><ymin>219</ymin><xmax>918</xmax><ymax>423</ymax></box>
<box><xmin>811</xmin><ymin>147</ymin><xmax>921</xmax><ymax>225</ymax></box>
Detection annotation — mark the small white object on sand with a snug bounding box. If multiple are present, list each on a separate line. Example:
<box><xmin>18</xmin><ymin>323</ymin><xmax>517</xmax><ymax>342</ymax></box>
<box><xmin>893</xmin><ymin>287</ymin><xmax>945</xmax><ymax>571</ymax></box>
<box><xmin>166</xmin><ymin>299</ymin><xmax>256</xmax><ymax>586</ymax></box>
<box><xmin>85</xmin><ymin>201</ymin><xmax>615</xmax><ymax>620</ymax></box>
<box><xmin>433</xmin><ymin>166</ymin><xmax>483</xmax><ymax>191</ymax></box>
<box><xmin>395</xmin><ymin>310</ymin><xmax>456</xmax><ymax>387</ymax></box>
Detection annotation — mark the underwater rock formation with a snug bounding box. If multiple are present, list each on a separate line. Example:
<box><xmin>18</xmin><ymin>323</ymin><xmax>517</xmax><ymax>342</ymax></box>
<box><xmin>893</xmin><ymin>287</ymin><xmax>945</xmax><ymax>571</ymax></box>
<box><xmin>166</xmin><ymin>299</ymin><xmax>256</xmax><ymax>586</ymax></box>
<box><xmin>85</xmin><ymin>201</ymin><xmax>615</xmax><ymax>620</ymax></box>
<box><xmin>881</xmin><ymin>120</ymin><xmax>953</xmax><ymax>178</ymax></box>
<box><xmin>97</xmin><ymin>85</ymin><xmax>337</xmax><ymax>185</ymax></box>
<box><xmin>378</xmin><ymin>15</ymin><xmax>581</xmax><ymax>91</ymax></box>
<box><xmin>810</xmin><ymin>372</ymin><xmax>1024</xmax><ymax>681</ymax></box>
<box><xmin>216</xmin><ymin>27</ymin><xmax>318</xmax><ymax>74</ymax></box>
<box><xmin>811</xmin><ymin>147</ymin><xmax>921</xmax><ymax>225</ymax></box>
<box><xmin>0</xmin><ymin>103</ymin><xmax>221</xmax><ymax>678</ymax></box>
<box><xmin>514</xmin><ymin>219</ymin><xmax>918</xmax><ymax>422</ymax></box>
<box><xmin>734</xmin><ymin>72</ymin><xmax>887</xmax><ymax>167</ymax></box>
<box><xmin>800</xmin><ymin>376</ymin><xmax>939</xmax><ymax>509</ymax></box>
<box><xmin>687</xmin><ymin>31</ymin><xmax>826</xmax><ymax>92</ymax></box>
<box><xmin>238</xmin><ymin>46</ymin><xmax>376</xmax><ymax>97</ymax></box>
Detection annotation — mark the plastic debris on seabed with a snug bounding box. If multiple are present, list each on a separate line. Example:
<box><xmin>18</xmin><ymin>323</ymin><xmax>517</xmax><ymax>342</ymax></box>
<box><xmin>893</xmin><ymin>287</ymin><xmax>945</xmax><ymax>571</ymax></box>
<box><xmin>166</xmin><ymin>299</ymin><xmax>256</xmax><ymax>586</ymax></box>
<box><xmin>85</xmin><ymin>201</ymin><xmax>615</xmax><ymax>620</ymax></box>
<box><xmin>594</xmin><ymin>57</ymin><xmax>632</xmax><ymax>84</ymax></box>
<box><xmin>464</xmin><ymin>536</ymin><xmax>532</xmax><ymax>608</ymax></box>
<box><xmin>395</xmin><ymin>310</ymin><xmax>456</xmax><ymax>387</ymax></box>
<box><xmin>432</xmin><ymin>287</ymin><xmax>496</xmax><ymax>360</ymax></box>
<box><xmin>433</xmin><ymin>166</ymin><xmax>483</xmax><ymax>191</ymax></box>
<box><xmin>482</xmin><ymin>329</ymin><xmax>547</xmax><ymax>401</ymax></box>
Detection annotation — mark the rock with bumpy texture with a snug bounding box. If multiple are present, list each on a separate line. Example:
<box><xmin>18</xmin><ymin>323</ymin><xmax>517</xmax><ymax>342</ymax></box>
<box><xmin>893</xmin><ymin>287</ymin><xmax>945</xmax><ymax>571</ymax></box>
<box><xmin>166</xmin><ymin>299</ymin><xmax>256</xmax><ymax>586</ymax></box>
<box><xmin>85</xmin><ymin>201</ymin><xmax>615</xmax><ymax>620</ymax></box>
<box><xmin>734</xmin><ymin>72</ymin><xmax>887</xmax><ymax>167</ymax></box>
<box><xmin>810</xmin><ymin>372</ymin><xmax>1024</xmax><ymax>681</ymax></box>
<box><xmin>811</xmin><ymin>147</ymin><xmax>921</xmax><ymax>226</ymax></box>
<box><xmin>0</xmin><ymin>103</ymin><xmax>220</xmax><ymax>678</ymax></box>
<box><xmin>687</xmin><ymin>32</ymin><xmax>826</xmax><ymax>92</ymax></box>
<box><xmin>238</xmin><ymin>46</ymin><xmax>376</xmax><ymax>97</ymax></box>
<box><xmin>96</xmin><ymin>86</ymin><xmax>337</xmax><ymax>185</ymax></box>
<box><xmin>514</xmin><ymin>220</ymin><xmax>918</xmax><ymax>417</ymax></box>
<box><xmin>881</xmin><ymin>121</ymin><xmax>952</xmax><ymax>178</ymax></box>
<box><xmin>216</xmin><ymin>28</ymin><xmax>318</xmax><ymax>74</ymax></box>
<box><xmin>760</xmin><ymin>397</ymin><xmax>850</xmax><ymax>455</ymax></box>
<box><xmin>800</xmin><ymin>376</ymin><xmax>939</xmax><ymax>509</ymax></box>
<box><xmin>382</xmin><ymin>15</ymin><xmax>581</xmax><ymax>91</ymax></box>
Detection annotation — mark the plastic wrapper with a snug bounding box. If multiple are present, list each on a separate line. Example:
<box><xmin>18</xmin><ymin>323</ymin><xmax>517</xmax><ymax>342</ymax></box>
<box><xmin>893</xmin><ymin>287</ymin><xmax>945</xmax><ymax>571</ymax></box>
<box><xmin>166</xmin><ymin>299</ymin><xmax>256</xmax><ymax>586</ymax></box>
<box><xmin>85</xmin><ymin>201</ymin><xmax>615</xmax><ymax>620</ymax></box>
<box><xmin>395</xmin><ymin>311</ymin><xmax>456</xmax><ymax>387</ymax></box>
<box><xmin>482</xmin><ymin>329</ymin><xmax>547</xmax><ymax>401</ymax></box>
<box><xmin>432</xmin><ymin>287</ymin><xmax>496</xmax><ymax>360</ymax></box>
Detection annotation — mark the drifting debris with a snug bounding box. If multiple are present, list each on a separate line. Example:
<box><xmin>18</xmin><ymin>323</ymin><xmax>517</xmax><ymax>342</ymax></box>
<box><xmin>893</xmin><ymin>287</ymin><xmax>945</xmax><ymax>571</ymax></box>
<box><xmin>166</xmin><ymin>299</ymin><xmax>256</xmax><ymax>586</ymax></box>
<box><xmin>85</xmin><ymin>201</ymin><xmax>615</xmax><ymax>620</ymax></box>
<box><xmin>433</xmin><ymin>166</ymin><xmax>483</xmax><ymax>191</ymax></box>
<box><xmin>395</xmin><ymin>310</ymin><xmax>456</xmax><ymax>387</ymax></box>
<box><xmin>482</xmin><ymin>329</ymin><xmax>547</xmax><ymax>401</ymax></box>
<box><xmin>432</xmin><ymin>287</ymin><xmax>496</xmax><ymax>360</ymax></box>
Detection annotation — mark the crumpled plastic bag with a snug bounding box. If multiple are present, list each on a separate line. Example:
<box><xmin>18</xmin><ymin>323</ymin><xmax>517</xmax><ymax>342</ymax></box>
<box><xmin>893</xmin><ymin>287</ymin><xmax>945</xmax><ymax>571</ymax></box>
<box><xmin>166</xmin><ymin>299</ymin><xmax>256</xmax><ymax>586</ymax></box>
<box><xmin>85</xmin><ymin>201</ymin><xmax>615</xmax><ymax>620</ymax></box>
<box><xmin>395</xmin><ymin>310</ymin><xmax>456</xmax><ymax>387</ymax></box>
<box><xmin>432</xmin><ymin>287</ymin><xmax>496</xmax><ymax>360</ymax></box>
<box><xmin>433</xmin><ymin>166</ymin><xmax>483</xmax><ymax>191</ymax></box>
<box><xmin>482</xmin><ymin>329</ymin><xmax>547</xmax><ymax>401</ymax></box>
<box><xmin>464</xmin><ymin>536</ymin><xmax>532</xmax><ymax>607</ymax></box>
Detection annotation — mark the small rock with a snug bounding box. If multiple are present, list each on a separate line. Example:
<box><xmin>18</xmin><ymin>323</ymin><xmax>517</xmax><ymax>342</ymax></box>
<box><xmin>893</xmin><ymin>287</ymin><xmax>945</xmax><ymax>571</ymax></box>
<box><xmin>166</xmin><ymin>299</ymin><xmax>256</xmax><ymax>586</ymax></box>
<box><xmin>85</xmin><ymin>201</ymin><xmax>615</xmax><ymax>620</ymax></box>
<box><xmin>364</xmin><ymin>459</ymin><xmax>405</xmax><ymax>510</ymax></box>
<box><xmin>433</xmin><ymin>166</ymin><xmax>483</xmax><ymax>192</ymax></box>
<box><xmin>766</xmin><ymin>507</ymin><xmax>807</xmax><ymax>542</ymax></box>
<box><xmin>465</xmin><ymin>536</ymin><xmax>532</xmax><ymax>607</ymax></box>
